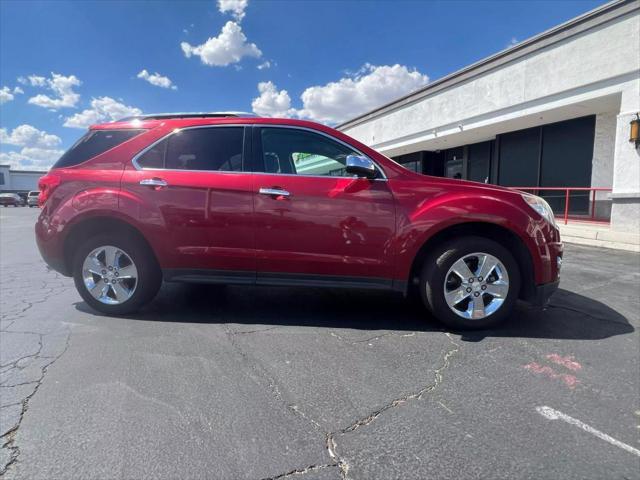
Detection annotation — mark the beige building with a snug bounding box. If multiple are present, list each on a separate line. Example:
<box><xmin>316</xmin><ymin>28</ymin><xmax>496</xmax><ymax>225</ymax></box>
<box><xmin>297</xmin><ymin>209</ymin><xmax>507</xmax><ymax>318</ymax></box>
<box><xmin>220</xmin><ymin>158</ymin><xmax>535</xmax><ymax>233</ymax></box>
<box><xmin>339</xmin><ymin>0</ymin><xmax>640</xmax><ymax>235</ymax></box>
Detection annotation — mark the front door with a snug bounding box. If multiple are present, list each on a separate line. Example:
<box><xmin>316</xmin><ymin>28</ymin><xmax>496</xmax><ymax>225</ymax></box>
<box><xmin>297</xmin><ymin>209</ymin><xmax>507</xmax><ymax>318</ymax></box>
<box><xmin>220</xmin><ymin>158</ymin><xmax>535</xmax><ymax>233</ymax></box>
<box><xmin>121</xmin><ymin>126</ymin><xmax>255</xmax><ymax>273</ymax></box>
<box><xmin>252</xmin><ymin>126</ymin><xmax>396</xmax><ymax>284</ymax></box>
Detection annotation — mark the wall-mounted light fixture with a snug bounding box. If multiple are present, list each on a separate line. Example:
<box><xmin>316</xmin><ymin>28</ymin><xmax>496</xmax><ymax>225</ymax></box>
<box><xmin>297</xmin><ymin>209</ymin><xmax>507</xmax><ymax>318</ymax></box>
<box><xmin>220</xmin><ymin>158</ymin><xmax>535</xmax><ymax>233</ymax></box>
<box><xmin>630</xmin><ymin>113</ymin><xmax>640</xmax><ymax>148</ymax></box>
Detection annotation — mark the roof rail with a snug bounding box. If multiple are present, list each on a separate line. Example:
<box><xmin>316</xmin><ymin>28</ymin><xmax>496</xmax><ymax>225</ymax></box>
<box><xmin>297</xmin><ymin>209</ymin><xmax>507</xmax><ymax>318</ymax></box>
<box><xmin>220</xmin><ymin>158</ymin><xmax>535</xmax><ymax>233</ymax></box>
<box><xmin>116</xmin><ymin>111</ymin><xmax>256</xmax><ymax>122</ymax></box>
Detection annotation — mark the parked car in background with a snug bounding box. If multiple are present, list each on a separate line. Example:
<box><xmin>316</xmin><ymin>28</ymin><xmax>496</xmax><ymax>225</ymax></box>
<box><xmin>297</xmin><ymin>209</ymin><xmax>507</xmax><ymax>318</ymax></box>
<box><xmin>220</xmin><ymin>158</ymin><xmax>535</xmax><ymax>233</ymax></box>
<box><xmin>35</xmin><ymin>113</ymin><xmax>562</xmax><ymax>329</ymax></box>
<box><xmin>27</xmin><ymin>191</ymin><xmax>40</xmax><ymax>207</ymax></box>
<box><xmin>0</xmin><ymin>193</ymin><xmax>24</xmax><ymax>207</ymax></box>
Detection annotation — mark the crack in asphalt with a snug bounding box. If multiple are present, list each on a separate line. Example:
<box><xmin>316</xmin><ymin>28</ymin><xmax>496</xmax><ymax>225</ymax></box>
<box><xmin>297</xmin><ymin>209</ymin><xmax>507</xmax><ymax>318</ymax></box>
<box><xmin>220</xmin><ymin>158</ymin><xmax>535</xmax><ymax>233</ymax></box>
<box><xmin>260</xmin><ymin>463</ymin><xmax>339</xmax><ymax>480</ymax></box>
<box><xmin>0</xmin><ymin>265</ymin><xmax>72</xmax><ymax>476</ymax></box>
<box><xmin>330</xmin><ymin>330</ymin><xmax>417</xmax><ymax>345</ymax></box>
<box><xmin>0</xmin><ymin>332</ymin><xmax>43</xmax><ymax>371</ymax></box>
<box><xmin>340</xmin><ymin>332</ymin><xmax>459</xmax><ymax>434</ymax></box>
<box><xmin>223</xmin><ymin>325</ymin><xmax>287</xmax><ymax>403</ymax></box>
<box><xmin>256</xmin><ymin>331</ymin><xmax>460</xmax><ymax>480</ymax></box>
<box><xmin>0</xmin><ymin>329</ymin><xmax>71</xmax><ymax>475</ymax></box>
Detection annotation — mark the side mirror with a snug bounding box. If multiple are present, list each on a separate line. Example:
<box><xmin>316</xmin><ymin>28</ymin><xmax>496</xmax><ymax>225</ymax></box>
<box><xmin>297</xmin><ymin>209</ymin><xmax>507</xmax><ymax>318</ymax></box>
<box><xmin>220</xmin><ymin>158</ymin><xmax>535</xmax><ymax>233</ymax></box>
<box><xmin>345</xmin><ymin>155</ymin><xmax>377</xmax><ymax>179</ymax></box>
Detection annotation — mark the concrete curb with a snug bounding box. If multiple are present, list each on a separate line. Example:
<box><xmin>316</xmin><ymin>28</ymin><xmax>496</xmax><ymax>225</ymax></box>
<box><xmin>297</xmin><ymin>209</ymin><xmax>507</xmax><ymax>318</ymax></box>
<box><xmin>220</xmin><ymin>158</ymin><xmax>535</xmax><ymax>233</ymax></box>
<box><xmin>559</xmin><ymin>224</ymin><xmax>640</xmax><ymax>252</ymax></box>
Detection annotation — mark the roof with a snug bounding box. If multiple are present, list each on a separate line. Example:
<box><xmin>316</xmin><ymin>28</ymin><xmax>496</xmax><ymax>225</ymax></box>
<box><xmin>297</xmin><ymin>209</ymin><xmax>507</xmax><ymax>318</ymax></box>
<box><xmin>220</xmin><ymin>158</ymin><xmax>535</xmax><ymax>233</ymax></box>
<box><xmin>116</xmin><ymin>111</ymin><xmax>256</xmax><ymax>122</ymax></box>
<box><xmin>93</xmin><ymin>115</ymin><xmax>329</xmax><ymax>131</ymax></box>
<box><xmin>337</xmin><ymin>0</ymin><xmax>638</xmax><ymax>130</ymax></box>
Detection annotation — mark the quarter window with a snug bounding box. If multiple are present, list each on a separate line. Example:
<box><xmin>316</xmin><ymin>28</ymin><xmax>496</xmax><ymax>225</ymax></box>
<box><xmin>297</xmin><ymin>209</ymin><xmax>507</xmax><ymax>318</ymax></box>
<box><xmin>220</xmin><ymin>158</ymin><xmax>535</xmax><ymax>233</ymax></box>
<box><xmin>54</xmin><ymin>129</ymin><xmax>146</xmax><ymax>168</ymax></box>
<box><xmin>260</xmin><ymin>128</ymin><xmax>360</xmax><ymax>177</ymax></box>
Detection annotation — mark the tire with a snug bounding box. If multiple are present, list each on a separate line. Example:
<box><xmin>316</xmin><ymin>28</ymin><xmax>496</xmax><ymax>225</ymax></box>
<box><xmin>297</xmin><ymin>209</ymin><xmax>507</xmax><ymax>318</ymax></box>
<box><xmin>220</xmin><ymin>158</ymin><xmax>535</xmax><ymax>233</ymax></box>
<box><xmin>420</xmin><ymin>236</ymin><xmax>520</xmax><ymax>330</ymax></box>
<box><xmin>73</xmin><ymin>233</ymin><xmax>161</xmax><ymax>315</ymax></box>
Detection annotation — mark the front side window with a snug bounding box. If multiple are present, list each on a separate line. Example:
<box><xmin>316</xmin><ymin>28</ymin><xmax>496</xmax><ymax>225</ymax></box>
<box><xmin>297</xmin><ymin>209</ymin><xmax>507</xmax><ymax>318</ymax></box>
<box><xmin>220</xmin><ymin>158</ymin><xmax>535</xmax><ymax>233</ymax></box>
<box><xmin>54</xmin><ymin>129</ymin><xmax>146</xmax><ymax>168</ymax></box>
<box><xmin>260</xmin><ymin>128</ymin><xmax>360</xmax><ymax>177</ymax></box>
<box><xmin>137</xmin><ymin>127</ymin><xmax>244</xmax><ymax>171</ymax></box>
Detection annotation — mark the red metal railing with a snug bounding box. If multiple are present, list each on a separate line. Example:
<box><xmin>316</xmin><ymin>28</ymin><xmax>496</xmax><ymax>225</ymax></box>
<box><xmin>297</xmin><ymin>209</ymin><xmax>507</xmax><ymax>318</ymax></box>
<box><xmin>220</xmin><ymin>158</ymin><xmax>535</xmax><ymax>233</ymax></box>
<box><xmin>508</xmin><ymin>187</ymin><xmax>613</xmax><ymax>225</ymax></box>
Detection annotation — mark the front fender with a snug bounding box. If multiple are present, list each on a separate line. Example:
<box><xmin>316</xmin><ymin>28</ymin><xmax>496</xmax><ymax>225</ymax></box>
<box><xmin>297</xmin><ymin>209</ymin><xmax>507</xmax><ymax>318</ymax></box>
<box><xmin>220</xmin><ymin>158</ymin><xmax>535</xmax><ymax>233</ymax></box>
<box><xmin>393</xmin><ymin>190</ymin><xmax>552</xmax><ymax>284</ymax></box>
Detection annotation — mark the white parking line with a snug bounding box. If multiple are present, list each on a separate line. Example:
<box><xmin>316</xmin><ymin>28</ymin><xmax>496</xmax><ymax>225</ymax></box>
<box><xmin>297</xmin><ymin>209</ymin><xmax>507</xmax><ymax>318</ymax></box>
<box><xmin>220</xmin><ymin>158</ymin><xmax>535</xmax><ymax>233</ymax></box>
<box><xmin>536</xmin><ymin>406</ymin><xmax>640</xmax><ymax>457</ymax></box>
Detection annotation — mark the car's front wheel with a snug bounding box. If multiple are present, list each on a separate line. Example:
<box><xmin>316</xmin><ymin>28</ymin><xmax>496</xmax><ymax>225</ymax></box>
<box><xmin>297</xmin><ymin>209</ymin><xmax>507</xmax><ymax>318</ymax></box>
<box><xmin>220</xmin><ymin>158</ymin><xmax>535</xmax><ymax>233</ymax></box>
<box><xmin>421</xmin><ymin>236</ymin><xmax>520</xmax><ymax>330</ymax></box>
<box><xmin>73</xmin><ymin>234</ymin><xmax>161</xmax><ymax>315</ymax></box>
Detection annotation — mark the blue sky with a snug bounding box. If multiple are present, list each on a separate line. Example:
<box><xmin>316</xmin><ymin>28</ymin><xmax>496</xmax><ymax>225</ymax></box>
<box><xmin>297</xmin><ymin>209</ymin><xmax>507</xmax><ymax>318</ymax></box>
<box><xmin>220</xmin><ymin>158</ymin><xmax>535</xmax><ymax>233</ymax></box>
<box><xmin>0</xmin><ymin>0</ymin><xmax>604</xmax><ymax>170</ymax></box>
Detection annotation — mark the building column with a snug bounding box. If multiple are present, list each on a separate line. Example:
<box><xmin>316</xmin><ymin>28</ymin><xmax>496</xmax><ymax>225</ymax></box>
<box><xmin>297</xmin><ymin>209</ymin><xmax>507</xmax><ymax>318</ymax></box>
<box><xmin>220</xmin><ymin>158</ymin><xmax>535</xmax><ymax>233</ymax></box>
<box><xmin>610</xmin><ymin>84</ymin><xmax>640</xmax><ymax>234</ymax></box>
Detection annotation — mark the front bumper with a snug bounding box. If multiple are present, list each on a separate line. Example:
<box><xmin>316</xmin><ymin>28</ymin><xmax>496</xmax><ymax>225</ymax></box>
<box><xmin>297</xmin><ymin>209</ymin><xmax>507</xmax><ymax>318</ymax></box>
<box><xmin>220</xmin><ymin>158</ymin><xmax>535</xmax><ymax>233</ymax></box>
<box><xmin>531</xmin><ymin>280</ymin><xmax>559</xmax><ymax>306</ymax></box>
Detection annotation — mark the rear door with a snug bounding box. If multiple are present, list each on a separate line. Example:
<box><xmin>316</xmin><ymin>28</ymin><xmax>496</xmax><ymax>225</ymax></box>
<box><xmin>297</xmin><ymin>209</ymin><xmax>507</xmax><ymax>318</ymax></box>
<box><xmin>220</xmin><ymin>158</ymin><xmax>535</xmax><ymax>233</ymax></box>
<box><xmin>251</xmin><ymin>126</ymin><xmax>396</xmax><ymax>284</ymax></box>
<box><xmin>121</xmin><ymin>126</ymin><xmax>255</xmax><ymax>275</ymax></box>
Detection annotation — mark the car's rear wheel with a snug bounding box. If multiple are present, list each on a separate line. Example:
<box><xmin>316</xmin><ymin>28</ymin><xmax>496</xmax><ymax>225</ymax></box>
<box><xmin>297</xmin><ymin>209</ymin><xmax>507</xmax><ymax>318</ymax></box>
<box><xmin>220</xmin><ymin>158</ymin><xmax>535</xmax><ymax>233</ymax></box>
<box><xmin>420</xmin><ymin>236</ymin><xmax>520</xmax><ymax>330</ymax></box>
<box><xmin>73</xmin><ymin>233</ymin><xmax>161</xmax><ymax>315</ymax></box>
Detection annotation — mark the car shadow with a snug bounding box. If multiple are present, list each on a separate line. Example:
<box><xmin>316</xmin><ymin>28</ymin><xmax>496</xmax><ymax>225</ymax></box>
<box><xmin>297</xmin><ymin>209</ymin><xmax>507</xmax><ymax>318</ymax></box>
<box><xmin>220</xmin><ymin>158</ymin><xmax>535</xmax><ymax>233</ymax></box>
<box><xmin>74</xmin><ymin>284</ymin><xmax>634</xmax><ymax>342</ymax></box>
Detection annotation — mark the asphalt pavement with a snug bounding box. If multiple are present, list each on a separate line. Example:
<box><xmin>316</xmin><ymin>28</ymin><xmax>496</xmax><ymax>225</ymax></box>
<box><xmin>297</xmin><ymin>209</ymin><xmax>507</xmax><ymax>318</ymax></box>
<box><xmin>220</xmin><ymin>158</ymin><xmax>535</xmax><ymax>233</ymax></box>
<box><xmin>1</xmin><ymin>207</ymin><xmax>639</xmax><ymax>479</ymax></box>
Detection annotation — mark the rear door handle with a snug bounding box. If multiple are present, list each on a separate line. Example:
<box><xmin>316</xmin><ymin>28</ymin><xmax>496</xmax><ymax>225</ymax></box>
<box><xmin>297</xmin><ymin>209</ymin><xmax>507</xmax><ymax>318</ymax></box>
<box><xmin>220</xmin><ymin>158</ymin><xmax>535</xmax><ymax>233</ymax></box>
<box><xmin>259</xmin><ymin>187</ymin><xmax>290</xmax><ymax>197</ymax></box>
<box><xmin>140</xmin><ymin>178</ymin><xmax>168</xmax><ymax>188</ymax></box>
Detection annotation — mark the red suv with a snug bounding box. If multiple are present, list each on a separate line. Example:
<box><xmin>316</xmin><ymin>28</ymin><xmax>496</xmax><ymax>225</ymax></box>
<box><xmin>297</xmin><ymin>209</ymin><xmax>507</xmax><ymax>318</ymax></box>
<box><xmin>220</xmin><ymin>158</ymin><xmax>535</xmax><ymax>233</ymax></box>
<box><xmin>36</xmin><ymin>113</ymin><xmax>562</xmax><ymax>329</ymax></box>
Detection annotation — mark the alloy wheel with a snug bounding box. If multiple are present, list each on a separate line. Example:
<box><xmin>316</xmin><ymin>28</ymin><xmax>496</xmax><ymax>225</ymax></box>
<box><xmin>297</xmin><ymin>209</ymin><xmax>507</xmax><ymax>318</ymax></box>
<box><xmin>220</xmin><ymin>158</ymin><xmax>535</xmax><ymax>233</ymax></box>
<box><xmin>442</xmin><ymin>252</ymin><xmax>509</xmax><ymax>320</ymax></box>
<box><xmin>82</xmin><ymin>245</ymin><xmax>138</xmax><ymax>305</ymax></box>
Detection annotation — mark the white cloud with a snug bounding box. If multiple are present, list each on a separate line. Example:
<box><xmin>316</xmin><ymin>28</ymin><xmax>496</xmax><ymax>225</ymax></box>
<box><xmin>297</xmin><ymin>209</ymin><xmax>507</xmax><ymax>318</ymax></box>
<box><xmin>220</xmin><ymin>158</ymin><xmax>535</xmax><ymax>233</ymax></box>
<box><xmin>251</xmin><ymin>64</ymin><xmax>429</xmax><ymax>124</ymax></box>
<box><xmin>27</xmin><ymin>72</ymin><xmax>81</xmax><ymax>109</ymax></box>
<box><xmin>507</xmin><ymin>37</ymin><xmax>518</xmax><ymax>47</ymax></box>
<box><xmin>0</xmin><ymin>124</ymin><xmax>62</xmax><ymax>149</ymax></box>
<box><xmin>0</xmin><ymin>85</ymin><xmax>25</xmax><ymax>104</ymax></box>
<box><xmin>251</xmin><ymin>81</ymin><xmax>295</xmax><ymax>117</ymax></box>
<box><xmin>0</xmin><ymin>86</ymin><xmax>15</xmax><ymax>104</ymax></box>
<box><xmin>181</xmin><ymin>21</ymin><xmax>261</xmax><ymax>67</ymax></box>
<box><xmin>21</xmin><ymin>75</ymin><xmax>46</xmax><ymax>87</ymax></box>
<box><xmin>64</xmin><ymin>96</ymin><xmax>142</xmax><ymax>129</ymax></box>
<box><xmin>0</xmin><ymin>148</ymin><xmax>64</xmax><ymax>170</ymax></box>
<box><xmin>0</xmin><ymin>124</ymin><xmax>64</xmax><ymax>170</ymax></box>
<box><xmin>297</xmin><ymin>64</ymin><xmax>428</xmax><ymax>124</ymax></box>
<box><xmin>137</xmin><ymin>69</ymin><xmax>177</xmax><ymax>90</ymax></box>
<box><xmin>218</xmin><ymin>0</ymin><xmax>248</xmax><ymax>21</ymax></box>
<box><xmin>257</xmin><ymin>60</ymin><xmax>271</xmax><ymax>70</ymax></box>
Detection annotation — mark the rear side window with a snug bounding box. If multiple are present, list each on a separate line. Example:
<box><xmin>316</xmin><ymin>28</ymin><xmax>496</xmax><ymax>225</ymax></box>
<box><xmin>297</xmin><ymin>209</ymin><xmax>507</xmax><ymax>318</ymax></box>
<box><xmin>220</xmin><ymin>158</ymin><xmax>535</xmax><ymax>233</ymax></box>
<box><xmin>54</xmin><ymin>129</ymin><xmax>145</xmax><ymax>168</ymax></box>
<box><xmin>137</xmin><ymin>127</ymin><xmax>244</xmax><ymax>171</ymax></box>
<box><xmin>137</xmin><ymin>141</ymin><xmax>165</xmax><ymax>169</ymax></box>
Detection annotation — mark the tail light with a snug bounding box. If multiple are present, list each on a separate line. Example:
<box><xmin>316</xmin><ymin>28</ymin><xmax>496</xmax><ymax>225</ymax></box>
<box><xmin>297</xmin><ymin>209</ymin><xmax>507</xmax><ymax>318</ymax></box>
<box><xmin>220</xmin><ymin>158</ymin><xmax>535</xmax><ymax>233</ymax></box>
<box><xmin>38</xmin><ymin>173</ymin><xmax>61</xmax><ymax>207</ymax></box>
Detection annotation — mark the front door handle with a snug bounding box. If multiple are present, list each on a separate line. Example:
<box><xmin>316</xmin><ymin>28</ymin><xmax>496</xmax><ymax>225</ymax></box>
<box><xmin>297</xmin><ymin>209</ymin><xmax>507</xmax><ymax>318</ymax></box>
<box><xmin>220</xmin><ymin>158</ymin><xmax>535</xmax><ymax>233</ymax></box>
<box><xmin>259</xmin><ymin>187</ymin><xmax>290</xmax><ymax>198</ymax></box>
<box><xmin>140</xmin><ymin>178</ymin><xmax>168</xmax><ymax>188</ymax></box>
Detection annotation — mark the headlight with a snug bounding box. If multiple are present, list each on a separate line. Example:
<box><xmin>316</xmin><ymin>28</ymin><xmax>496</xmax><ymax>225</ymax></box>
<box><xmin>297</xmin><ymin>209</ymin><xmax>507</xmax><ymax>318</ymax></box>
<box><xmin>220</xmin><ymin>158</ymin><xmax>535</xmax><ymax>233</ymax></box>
<box><xmin>522</xmin><ymin>194</ymin><xmax>556</xmax><ymax>226</ymax></box>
